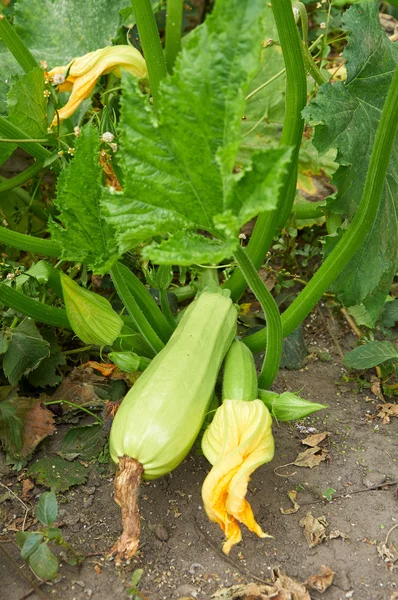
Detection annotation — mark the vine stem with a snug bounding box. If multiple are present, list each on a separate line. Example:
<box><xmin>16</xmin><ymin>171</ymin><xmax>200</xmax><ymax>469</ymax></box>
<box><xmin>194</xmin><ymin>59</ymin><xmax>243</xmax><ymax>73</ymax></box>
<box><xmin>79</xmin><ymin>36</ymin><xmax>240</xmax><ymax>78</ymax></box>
<box><xmin>0</xmin><ymin>14</ymin><xmax>37</xmax><ymax>73</ymax></box>
<box><xmin>0</xmin><ymin>226</ymin><xmax>61</xmax><ymax>256</ymax></box>
<box><xmin>131</xmin><ymin>0</ymin><xmax>167</xmax><ymax>106</ymax></box>
<box><xmin>224</xmin><ymin>0</ymin><xmax>307</xmax><ymax>301</ymax></box>
<box><xmin>233</xmin><ymin>246</ymin><xmax>282</xmax><ymax>389</ymax></box>
<box><xmin>0</xmin><ymin>161</ymin><xmax>44</xmax><ymax>193</ymax></box>
<box><xmin>165</xmin><ymin>0</ymin><xmax>183</xmax><ymax>73</ymax></box>
<box><xmin>244</xmin><ymin>65</ymin><xmax>398</xmax><ymax>352</ymax></box>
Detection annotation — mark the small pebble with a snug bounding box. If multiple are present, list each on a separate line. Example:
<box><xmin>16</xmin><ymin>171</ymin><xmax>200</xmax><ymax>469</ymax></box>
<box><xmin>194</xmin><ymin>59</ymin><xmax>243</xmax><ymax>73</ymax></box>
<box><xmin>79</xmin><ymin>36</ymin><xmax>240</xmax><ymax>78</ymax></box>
<box><xmin>362</xmin><ymin>472</ymin><xmax>387</xmax><ymax>488</ymax></box>
<box><xmin>155</xmin><ymin>525</ymin><xmax>169</xmax><ymax>541</ymax></box>
<box><xmin>83</xmin><ymin>496</ymin><xmax>94</xmax><ymax>509</ymax></box>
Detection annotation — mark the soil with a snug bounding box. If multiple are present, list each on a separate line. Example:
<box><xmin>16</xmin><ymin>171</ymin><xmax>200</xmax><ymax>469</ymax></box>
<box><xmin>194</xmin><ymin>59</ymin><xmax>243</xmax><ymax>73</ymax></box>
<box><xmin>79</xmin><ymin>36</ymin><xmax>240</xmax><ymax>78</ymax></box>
<box><xmin>1</xmin><ymin>309</ymin><xmax>398</xmax><ymax>600</ymax></box>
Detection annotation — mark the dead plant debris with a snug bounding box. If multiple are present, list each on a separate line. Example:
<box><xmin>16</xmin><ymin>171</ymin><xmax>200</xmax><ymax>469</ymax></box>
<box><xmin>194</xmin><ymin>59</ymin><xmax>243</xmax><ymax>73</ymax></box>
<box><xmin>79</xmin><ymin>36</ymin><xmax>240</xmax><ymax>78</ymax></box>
<box><xmin>301</xmin><ymin>432</ymin><xmax>330</xmax><ymax>447</ymax></box>
<box><xmin>300</xmin><ymin>513</ymin><xmax>328</xmax><ymax>548</ymax></box>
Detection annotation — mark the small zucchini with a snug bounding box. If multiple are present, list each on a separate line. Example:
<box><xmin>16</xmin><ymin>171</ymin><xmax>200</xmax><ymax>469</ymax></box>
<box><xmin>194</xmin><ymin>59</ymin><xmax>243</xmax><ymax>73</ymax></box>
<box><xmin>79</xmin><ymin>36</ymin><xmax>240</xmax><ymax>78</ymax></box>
<box><xmin>222</xmin><ymin>339</ymin><xmax>258</xmax><ymax>402</ymax></box>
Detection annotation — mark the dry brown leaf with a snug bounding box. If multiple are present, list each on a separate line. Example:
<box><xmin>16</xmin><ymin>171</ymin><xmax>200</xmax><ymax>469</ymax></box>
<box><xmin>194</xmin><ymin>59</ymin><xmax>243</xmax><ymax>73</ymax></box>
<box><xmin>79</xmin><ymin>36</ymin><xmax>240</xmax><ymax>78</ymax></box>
<box><xmin>51</xmin><ymin>366</ymin><xmax>107</xmax><ymax>409</ymax></box>
<box><xmin>280</xmin><ymin>490</ymin><xmax>300</xmax><ymax>515</ymax></box>
<box><xmin>300</xmin><ymin>513</ymin><xmax>328</xmax><ymax>548</ymax></box>
<box><xmin>390</xmin><ymin>593</ymin><xmax>398</xmax><ymax>600</ymax></box>
<box><xmin>21</xmin><ymin>478</ymin><xmax>34</xmax><ymax>499</ymax></box>
<box><xmin>370</xmin><ymin>376</ymin><xmax>384</xmax><ymax>401</ymax></box>
<box><xmin>212</xmin><ymin>569</ymin><xmax>310</xmax><ymax>599</ymax></box>
<box><xmin>293</xmin><ymin>446</ymin><xmax>328</xmax><ymax>468</ymax></box>
<box><xmin>15</xmin><ymin>399</ymin><xmax>55</xmax><ymax>458</ymax></box>
<box><xmin>377</xmin><ymin>541</ymin><xmax>398</xmax><ymax>563</ymax></box>
<box><xmin>329</xmin><ymin>530</ymin><xmax>349</xmax><ymax>540</ymax></box>
<box><xmin>305</xmin><ymin>565</ymin><xmax>335</xmax><ymax>592</ymax></box>
<box><xmin>301</xmin><ymin>432</ymin><xmax>330</xmax><ymax>447</ymax></box>
<box><xmin>377</xmin><ymin>403</ymin><xmax>398</xmax><ymax>424</ymax></box>
<box><xmin>85</xmin><ymin>361</ymin><xmax>119</xmax><ymax>377</ymax></box>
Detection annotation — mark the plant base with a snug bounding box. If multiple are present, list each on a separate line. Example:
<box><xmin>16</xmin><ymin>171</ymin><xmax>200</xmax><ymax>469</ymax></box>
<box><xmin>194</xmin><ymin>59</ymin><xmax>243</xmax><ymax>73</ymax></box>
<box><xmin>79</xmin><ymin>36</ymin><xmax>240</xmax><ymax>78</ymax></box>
<box><xmin>109</xmin><ymin>455</ymin><xmax>144</xmax><ymax>564</ymax></box>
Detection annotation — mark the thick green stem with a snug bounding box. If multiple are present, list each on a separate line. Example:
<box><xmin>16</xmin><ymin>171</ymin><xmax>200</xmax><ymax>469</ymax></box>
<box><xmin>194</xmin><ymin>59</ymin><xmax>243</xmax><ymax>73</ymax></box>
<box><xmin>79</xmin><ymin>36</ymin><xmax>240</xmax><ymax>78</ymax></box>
<box><xmin>159</xmin><ymin>288</ymin><xmax>176</xmax><ymax>328</ymax></box>
<box><xmin>165</xmin><ymin>0</ymin><xmax>183</xmax><ymax>73</ymax></box>
<box><xmin>233</xmin><ymin>246</ymin><xmax>282</xmax><ymax>389</ymax></box>
<box><xmin>244</xmin><ymin>65</ymin><xmax>398</xmax><ymax>352</ymax></box>
<box><xmin>0</xmin><ymin>161</ymin><xmax>44</xmax><ymax>193</ymax></box>
<box><xmin>110</xmin><ymin>262</ymin><xmax>166</xmax><ymax>354</ymax></box>
<box><xmin>291</xmin><ymin>200</ymin><xmax>326</xmax><ymax>220</ymax></box>
<box><xmin>113</xmin><ymin>261</ymin><xmax>174</xmax><ymax>342</ymax></box>
<box><xmin>0</xmin><ymin>227</ymin><xmax>61</xmax><ymax>256</ymax></box>
<box><xmin>132</xmin><ymin>0</ymin><xmax>167</xmax><ymax>106</ymax></box>
<box><xmin>0</xmin><ymin>15</ymin><xmax>37</xmax><ymax>73</ymax></box>
<box><xmin>224</xmin><ymin>0</ymin><xmax>307</xmax><ymax>301</ymax></box>
<box><xmin>169</xmin><ymin>284</ymin><xmax>196</xmax><ymax>303</ymax></box>
<box><xmin>0</xmin><ymin>118</ymin><xmax>58</xmax><ymax>171</ymax></box>
<box><xmin>0</xmin><ymin>284</ymin><xmax>70</xmax><ymax>328</ymax></box>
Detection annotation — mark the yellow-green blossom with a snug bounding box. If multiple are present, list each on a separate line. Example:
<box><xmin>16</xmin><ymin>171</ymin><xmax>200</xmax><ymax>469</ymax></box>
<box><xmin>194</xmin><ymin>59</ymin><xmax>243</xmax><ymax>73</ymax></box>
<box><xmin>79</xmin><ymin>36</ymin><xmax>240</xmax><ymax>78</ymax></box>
<box><xmin>48</xmin><ymin>46</ymin><xmax>147</xmax><ymax>125</ymax></box>
<box><xmin>202</xmin><ymin>399</ymin><xmax>274</xmax><ymax>554</ymax></box>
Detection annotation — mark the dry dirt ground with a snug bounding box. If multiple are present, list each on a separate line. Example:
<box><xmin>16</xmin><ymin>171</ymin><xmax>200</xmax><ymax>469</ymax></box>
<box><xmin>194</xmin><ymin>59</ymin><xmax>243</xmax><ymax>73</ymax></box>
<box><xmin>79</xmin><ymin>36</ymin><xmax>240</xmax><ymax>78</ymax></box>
<box><xmin>1</xmin><ymin>312</ymin><xmax>398</xmax><ymax>600</ymax></box>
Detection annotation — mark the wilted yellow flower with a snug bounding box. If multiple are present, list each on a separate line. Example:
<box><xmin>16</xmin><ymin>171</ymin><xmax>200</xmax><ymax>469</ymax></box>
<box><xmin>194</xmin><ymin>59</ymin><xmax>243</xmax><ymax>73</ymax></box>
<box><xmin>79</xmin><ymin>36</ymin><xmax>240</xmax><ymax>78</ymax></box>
<box><xmin>201</xmin><ymin>399</ymin><xmax>274</xmax><ymax>554</ymax></box>
<box><xmin>48</xmin><ymin>46</ymin><xmax>147</xmax><ymax>126</ymax></box>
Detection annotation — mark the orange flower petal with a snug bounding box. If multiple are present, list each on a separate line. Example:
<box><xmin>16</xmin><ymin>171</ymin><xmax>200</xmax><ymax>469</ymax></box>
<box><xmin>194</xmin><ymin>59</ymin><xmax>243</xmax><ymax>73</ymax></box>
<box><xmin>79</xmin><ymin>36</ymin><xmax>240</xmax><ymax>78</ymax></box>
<box><xmin>48</xmin><ymin>46</ymin><xmax>147</xmax><ymax>126</ymax></box>
<box><xmin>202</xmin><ymin>399</ymin><xmax>274</xmax><ymax>554</ymax></box>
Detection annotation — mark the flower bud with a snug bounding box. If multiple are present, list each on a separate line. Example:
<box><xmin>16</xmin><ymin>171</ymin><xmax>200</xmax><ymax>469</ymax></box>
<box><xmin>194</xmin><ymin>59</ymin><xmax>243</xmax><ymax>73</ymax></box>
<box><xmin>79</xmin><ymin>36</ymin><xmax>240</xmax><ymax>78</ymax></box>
<box><xmin>258</xmin><ymin>389</ymin><xmax>326</xmax><ymax>421</ymax></box>
<box><xmin>61</xmin><ymin>273</ymin><xmax>123</xmax><ymax>346</ymax></box>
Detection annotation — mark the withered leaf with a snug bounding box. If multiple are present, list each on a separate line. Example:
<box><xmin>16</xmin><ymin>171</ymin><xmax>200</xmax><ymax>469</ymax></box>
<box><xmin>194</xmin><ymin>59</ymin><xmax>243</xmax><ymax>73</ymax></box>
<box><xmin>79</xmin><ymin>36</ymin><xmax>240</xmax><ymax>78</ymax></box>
<box><xmin>377</xmin><ymin>403</ymin><xmax>398</xmax><ymax>424</ymax></box>
<box><xmin>293</xmin><ymin>446</ymin><xmax>328</xmax><ymax>468</ymax></box>
<box><xmin>51</xmin><ymin>366</ymin><xmax>107</xmax><ymax>410</ymax></box>
<box><xmin>300</xmin><ymin>513</ymin><xmax>328</xmax><ymax>548</ymax></box>
<box><xmin>21</xmin><ymin>478</ymin><xmax>34</xmax><ymax>499</ymax></box>
<box><xmin>280</xmin><ymin>490</ymin><xmax>300</xmax><ymax>515</ymax></box>
<box><xmin>301</xmin><ymin>432</ymin><xmax>330</xmax><ymax>447</ymax></box>
<box><xmin>305</xmin><ymin>565</ymin><xmax>335</xmax><ymax>592</ymax></box>
<box><xmin>212</xmin><ymin>569</ymin><xmax>310</xmax><ymax>600</ymax></box>
<box><xmin>85</xmin><ymin>361</ymin><xmax>119</xmax><ymax>377</ymax></box>
<box><xmin>377</xmin><ymin>541</ymin><xmax>398</xmax><ymax>563</ymax></box>
<box><xmin>370</xmin><ymin>376</ymin><xmax>384</xmax><ymax>402</ymax></box>
<box><xmin>18</xmin><ymin>399</ymin><xmax>55</xmax><ymax>458</ymax></box>
<box><xmin>329</xmin><ymin>530</ymin><xmax>349</xmax><ymax>540</ymax></box>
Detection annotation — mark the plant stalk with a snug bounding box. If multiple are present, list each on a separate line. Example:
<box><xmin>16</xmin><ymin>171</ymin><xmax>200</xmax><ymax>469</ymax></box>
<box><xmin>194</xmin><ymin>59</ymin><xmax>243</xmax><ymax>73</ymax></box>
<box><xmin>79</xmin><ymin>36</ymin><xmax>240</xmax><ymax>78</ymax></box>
<box><xmin>0</xmin><ymin>161</ymin><xmax>44</xmax><ymax>193</ymax></box>
<box><xmin>0</xmin><ymin>283</ymin><xmax>70</xmax><ymax>328</ymax></box>
<box><xmin>165</xmin><ymin>0</ymin><xmax>183</xmax><ymax>73</ymax></box>
<box><xmin>0</xmin><ymin>118</ymin><xmax>58</xmax><ymax>171</ymax></box>
<box><xmin>233</xmin><ymin>245</ymin><xmax>282</xmax><ymax>389</ymax></box>
<box><xmin>224</xmin><ymin>0</ymin><xmax>307</xmax><ymax>301</ymax></box>
<box><xmin>0</xmin><ymin>14</ymin><xmax>37</xmax><ymax>73</ymax></box>
<box><xmin>131</xmin><ymin>0</ymin><xmax>167</xmax><ymax>106</ymax></box>
<box><xmin>244</xmin><ymin>65</ymin><xmax>398</xmax><ymax>352</ymax></box>
<box><xmin>0</xmin><ymin>227</ymin><xmax>61</xmax><ymax>256</ymax></box>
<box><xmin>110</xmin><ymin>262</ymin><xmax>165</xmax><ymax>354</ymax></box>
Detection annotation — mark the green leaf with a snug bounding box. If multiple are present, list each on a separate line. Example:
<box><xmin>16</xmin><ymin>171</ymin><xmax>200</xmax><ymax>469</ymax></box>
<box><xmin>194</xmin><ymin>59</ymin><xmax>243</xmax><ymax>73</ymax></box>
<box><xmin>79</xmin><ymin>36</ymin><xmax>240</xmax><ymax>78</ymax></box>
<box><xmin>381</xmin><ymin>299</ymin><xmax>398</xmax><ymax>328</ymax></box>
<box><xmin>27</xmin><ymin>457</ymin><xmax>88</xmax><ymax>492</ymax></box>
<box><xmin>49</xmin><ymin>126</ymin><xmax>119</xmax><ymax>274</ymax></box>
<box><xmin>2</xmin><ymin>319</ymin><xmax>50</xmax><ymax>386</ymax></box>
<box><xmin>0</xmin><ymin>0</ymin><xmax>132</xmax><ymax>109</ymax></box>
<box><xmin>28</xmin><ymin>542</ymin><xmax>58</xmax><ymax>581</ymax></box>
<box><xmin>239</xmin><ymin>4</ymin><xmax>286</xmax><ymax>157</ymax></box>
<box><xmin>35</xmin><ymin>491</ymin><xmax>58</xmax><ymax>526</ymax></box>
<box><xmin>344</xmin><ymin>341</ymin><xmax>398</xmax><ymax>370</ymax></box>
<box><xmin>304</xmin><ymin>2</ymin><xmax>398</xmax><ymax>314</ymax></box>
<box><xmin>0</xmin><ymin>66</ymin><xmax>47</xmax><ymax>167</ymax></box>
<box><xmin>104</xmin><ymin>0</ymin><xmax>292</xmax><ymax>265</ymax></box>
<box><xmin>58</xmin><ymin>424</ymin><xmax>105</xmax><ymax>461</ymax></box>
<box><xmin>20</xmin><ymin>533</ymin><xmax>44</xmax><ymax>560</ymax></box>
<box><xmin>27</xmin><ymin>329</ymin><xmax>66</xmax><ymax>388</ymax></box>
<box><xmin>45</xmin><ymin>527</ymin><xmax>62</xmax><ymax>540</ymax></box>
<box><xmin>0</xmin><ymin>399</ymin><xmax>24</xmax><ymax>454</ymax></box>
<box><xmin>0</xmin><ymin>332</ymin><xmax>9</xmax><ymax>354</ymax></box>
<box><xmin>15</xmin><ymin>531</ymin><xmax>31</xmax><ymax>548</ymax></box>
<box><xmin>143</xmin><ymin>231</ymin><xmax>238</xmax><ymax>266</ymax></box>
<box><xmin>280</xmin><ymin>326</ymin><xmax>307</xmax><ymax>370</ymax></box>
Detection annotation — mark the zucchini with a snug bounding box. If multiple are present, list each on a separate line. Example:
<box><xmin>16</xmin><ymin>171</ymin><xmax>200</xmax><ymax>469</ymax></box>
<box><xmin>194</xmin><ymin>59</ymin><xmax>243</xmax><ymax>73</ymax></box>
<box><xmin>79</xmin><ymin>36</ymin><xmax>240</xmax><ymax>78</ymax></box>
<box><xmin>109</xmin><ymin>290</ymin><xmax>237</xmax><ymax>562</ymax></box>
<box><xmin>222</xmin><ymin>339</ymin><xmax>258</xmax><ymax>402</ymax></box>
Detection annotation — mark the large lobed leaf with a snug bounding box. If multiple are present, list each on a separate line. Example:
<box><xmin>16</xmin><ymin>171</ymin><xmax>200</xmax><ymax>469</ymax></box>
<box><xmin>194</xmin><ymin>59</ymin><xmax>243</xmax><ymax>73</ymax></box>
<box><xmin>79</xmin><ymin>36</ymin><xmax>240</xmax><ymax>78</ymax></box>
<box><xmin>49</xmin><ymin>125</ymin><xmax>119</xmax><ymax>273</ymax></box>
<box><xmin>104</xmin><ymin>0</ymin><xmax>292</xmax><ymax>265</ymax></box>
<box><xmin>304</xmin><ymin>1</ymin><xmax>398</xmax><ymax>321</ymax></box>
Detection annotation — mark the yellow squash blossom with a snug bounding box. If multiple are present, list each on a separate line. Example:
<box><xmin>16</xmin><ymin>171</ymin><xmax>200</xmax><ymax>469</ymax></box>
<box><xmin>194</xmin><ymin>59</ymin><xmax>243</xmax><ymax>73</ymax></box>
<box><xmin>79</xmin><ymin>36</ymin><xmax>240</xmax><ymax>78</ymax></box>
<box><xmin>48</xmin><ymin>46</ymin><xmax>147</xmax><ymax>126</ymax></box>
<box><xmin>202</xmin><ymin>399</ymin><xmax>274</xmax><ymax>554</ymax></box>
